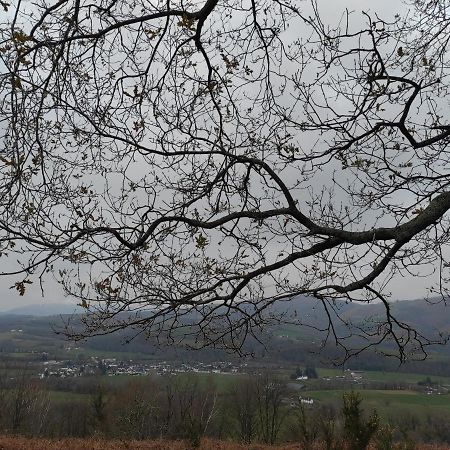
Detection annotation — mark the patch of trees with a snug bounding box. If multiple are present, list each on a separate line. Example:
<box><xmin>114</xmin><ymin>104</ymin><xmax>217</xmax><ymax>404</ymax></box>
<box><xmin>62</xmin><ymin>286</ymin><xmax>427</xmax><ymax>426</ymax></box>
<box><xmin>290</xmin><ymin>367</ymin><xmax>318</xmax><ymax>380</ymax></box>
<box><xmin>0</xmin><ymin>369</ymin><xmax>449</xmax><ymax>446</ymax></box>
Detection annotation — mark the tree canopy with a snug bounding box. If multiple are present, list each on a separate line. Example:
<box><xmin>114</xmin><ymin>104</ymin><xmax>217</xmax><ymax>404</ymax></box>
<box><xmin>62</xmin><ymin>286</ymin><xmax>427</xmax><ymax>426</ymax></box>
<box><xmin>1</xmin><ymin>0</ymin><xmax>450</xmax><ymax>359</ymax></box>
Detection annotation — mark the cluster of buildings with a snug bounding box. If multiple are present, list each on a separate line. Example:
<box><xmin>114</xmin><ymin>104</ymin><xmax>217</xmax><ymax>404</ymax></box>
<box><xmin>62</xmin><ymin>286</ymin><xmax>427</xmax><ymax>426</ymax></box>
<box><xmin>39</xmin><ymin>357</ymin><xmax>244</xmax><ymax>379</ymax></box>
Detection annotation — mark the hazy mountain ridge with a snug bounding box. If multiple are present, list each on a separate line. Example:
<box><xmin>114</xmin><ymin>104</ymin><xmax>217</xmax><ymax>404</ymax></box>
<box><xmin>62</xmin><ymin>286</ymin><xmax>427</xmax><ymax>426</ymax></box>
<box><xmin>0</xmin><ymin>303</ymin><xmax>82</xmax><ymax>317</ymax></box>
<box><xmin>271</xmin><ymin>296</ymin><xmax>450</xmax><ymax>335</ymax></box>
<box><xmin>2</xmin><ymin>297</ymin><xmax>450</xmax><ymax>336</ymax></box>
<box><xmin>0</xmin><ymin>297</ymin><xmax>449</xmax><ymax>375</ymax></box>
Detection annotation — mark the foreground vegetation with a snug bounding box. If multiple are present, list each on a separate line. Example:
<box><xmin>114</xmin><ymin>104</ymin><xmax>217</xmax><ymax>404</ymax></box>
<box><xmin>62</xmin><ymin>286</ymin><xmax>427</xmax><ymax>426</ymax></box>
<box><xmin>0</xmin><ymin>367</ymin><xmax>449</xmax><ymax>449</ymax></box>
<box><xmin>0</xmin><ymin>437</ymin><xmax>448</xmax><ymax>450</ymax></box>
<box><xmin>0</xmin><ymin>314</ymin><xmax>450</xmax><ymax>447</ymax></box>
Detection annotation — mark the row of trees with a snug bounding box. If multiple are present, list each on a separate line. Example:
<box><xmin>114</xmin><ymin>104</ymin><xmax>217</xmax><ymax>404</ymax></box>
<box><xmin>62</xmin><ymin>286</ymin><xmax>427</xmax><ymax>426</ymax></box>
<box><xmin>1</xmin><ymin>370</ymin><xmax>450</xmax><ymax>446</ymax></box>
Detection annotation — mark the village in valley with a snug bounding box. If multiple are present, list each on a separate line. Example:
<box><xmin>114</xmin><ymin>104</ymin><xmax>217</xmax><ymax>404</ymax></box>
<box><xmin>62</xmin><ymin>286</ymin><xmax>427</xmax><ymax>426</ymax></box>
<box><xmin>36</xmin><ymin>354</ymin><xmax>450</xmax><ymax>398</ymax></box>
<box><xmin>39</xmin><ymin>358</ymin><xmax>245</xmax><ymax>379</ymax></box>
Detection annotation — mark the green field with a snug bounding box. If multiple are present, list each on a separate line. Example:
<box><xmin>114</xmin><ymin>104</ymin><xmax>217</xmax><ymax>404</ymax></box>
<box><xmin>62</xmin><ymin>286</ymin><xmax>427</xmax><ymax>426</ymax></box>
<box><xmin>165</xmin><ymin>371</ymin><xmax>248</xmax><ymax>392</ymax></box>
<box><xmin>315</xmin><ymin>367</ymin><xmax>450</xmax><ymax>385</ymax></box>
<box><xmin>66</xmin><ymin>347</ymin><xmax>152</xmax><ymax>361</ymax></box>
<box><xmin>48</xmin><ymin>390</ymin><xmax>90</xmax><ymax>403</ymax></box>
<box><xmin>307</xmin><ymin>389</ymin><xmax>450</xmax><ymax>419</ymax></box>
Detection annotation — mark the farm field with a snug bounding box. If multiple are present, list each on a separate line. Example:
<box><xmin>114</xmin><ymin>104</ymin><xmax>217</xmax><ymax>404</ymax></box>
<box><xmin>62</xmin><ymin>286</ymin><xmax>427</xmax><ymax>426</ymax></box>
<box><xmin>138</xmin><ymin>365</ymin><xmax>450</xmax><ymax>387</ymax></box>
<box><xmin>306</xmin><ymin>388</ymin><xmax>450</xmax><ymax>419</ymax></box>
<box><xmin>315</xmin><ymin>368</ymin><xmax>450</xmax><ymax>385</ymax></box>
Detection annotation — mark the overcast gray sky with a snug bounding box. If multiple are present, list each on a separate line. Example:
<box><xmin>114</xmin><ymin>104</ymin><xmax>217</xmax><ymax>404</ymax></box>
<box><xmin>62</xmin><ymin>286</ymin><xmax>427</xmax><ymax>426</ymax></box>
<box><xmin>0</xmin><ymin>0</ymin><xmax>429</xmax><ymax>313</ymax></box>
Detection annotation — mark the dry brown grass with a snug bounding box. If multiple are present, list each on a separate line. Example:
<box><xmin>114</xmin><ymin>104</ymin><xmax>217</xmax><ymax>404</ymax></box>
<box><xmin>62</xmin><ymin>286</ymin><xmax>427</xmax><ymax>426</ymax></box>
<box><xmin>0</xmin><ymin>437</ymin><xmax>447</xmax><ymax>450</ymax></box>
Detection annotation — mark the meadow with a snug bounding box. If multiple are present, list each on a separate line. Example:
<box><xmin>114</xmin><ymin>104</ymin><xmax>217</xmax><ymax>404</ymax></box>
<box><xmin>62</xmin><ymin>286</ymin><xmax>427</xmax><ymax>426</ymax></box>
<box><xmin>306</xmin><ymin>389</ymin><xmax>450</xmax><ymax>419</ymax></box>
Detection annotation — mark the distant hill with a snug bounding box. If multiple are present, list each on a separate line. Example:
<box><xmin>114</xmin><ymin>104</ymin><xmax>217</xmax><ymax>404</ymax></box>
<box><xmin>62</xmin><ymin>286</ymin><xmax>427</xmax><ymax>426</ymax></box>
<box><xmin>0</xmin><ymin>302</ymin><xmax>82</xmax><ymax>316</ymax></box>
<box><xmin>341</xmin><ymin>298</ymin><xmax>450</xmax><ymax>335</ymax></box>
<box><xmin>0</xmin><ymin>297</ymin><xmax>448</xmax><ymax>375</ymax></box>
<box><xmin>2</xmin><ymin>296</ymin><xmax>450</xmax><ymax>341</ymax></box>
<box><xmin>269</xmin><ymin>295</ymin><xmax>450</xmax><ymax>336</ymax></box>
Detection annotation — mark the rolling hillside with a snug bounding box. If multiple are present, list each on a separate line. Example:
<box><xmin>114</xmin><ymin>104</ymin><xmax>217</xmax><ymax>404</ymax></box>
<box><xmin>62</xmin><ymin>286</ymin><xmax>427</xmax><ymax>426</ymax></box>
<box><xmin>0</xmin><ymin>297</ymin><xmax>449</xmax><ymax>373</ymax></box>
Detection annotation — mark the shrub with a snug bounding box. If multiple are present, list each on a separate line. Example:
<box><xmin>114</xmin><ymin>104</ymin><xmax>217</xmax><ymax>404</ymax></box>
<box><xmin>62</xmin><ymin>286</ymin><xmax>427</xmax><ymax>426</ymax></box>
<box><xmin>342</xmin><ymin>391</ymin><xmax>379</xmax><ymax>450</ymax></box>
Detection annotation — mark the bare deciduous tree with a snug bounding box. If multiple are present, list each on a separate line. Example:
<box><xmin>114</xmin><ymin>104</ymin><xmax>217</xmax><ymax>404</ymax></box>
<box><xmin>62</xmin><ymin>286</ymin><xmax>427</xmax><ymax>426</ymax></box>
<box><xmin>1</xmin><ymin>0</ymin><xmax>450</xmax><ymax>359</ymax></box>
<box><xmin>229</xmin><ymin>376</ymin><xmax>258</xmax><ymax>443</ymax></box>
<box><xmin>153</xmin><ymin>374</ymin><xmax>217</xmax><ymax>445</ymax></box>
<box><xmin>255</xmin><ymin>373</ymin><xmax>286</xmax><ymax>444</ymax></box>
